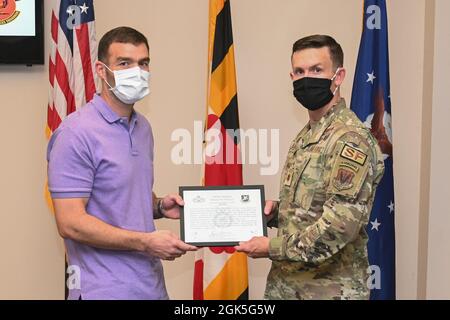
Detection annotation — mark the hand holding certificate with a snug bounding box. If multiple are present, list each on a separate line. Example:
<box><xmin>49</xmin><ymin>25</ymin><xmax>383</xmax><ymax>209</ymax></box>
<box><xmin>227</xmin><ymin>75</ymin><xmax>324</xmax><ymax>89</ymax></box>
<box><xmin>179</xmin><ymin>185</ymin><xmax>267</xmax><ymax>246</ymax></box>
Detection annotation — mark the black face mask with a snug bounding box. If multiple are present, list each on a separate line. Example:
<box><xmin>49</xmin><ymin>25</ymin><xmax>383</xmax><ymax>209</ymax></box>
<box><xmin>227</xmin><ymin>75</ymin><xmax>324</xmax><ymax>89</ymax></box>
<box><xmin>292</xmin><ymin>69</ymin><xmax>340</xmax><ymax>111</ymax></box>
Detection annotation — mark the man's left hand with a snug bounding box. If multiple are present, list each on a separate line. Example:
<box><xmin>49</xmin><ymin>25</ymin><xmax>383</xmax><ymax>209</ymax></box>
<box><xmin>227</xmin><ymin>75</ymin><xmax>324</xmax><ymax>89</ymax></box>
<box><xmin>160</xmin><ymin>194</ymin><xmax>184</xmax><ymax>220</ymax></box>
<box><xmin>235</xmin><ymin>237</ymin><xmax>270</xmax><ymax>258</ymax></box>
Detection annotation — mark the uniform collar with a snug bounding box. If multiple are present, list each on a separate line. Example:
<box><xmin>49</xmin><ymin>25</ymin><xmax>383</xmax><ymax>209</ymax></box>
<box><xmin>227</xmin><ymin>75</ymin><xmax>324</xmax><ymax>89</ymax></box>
<box><xmin>300</xmin><ymin>98</ymin><xmax>347</xmax><ymax>149</ymax></box>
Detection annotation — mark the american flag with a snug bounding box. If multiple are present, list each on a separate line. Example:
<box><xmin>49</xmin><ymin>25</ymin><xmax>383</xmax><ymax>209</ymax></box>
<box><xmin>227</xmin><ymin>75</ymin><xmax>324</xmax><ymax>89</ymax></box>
<box><xmin>46</xmin><ymin>1</ymin><xmax>97</xmax><ymax>298</ymax></box>
<box><xmin>47</xmin><ymin>0</ymin><xmax>97</xmax><ymax>138</ymax></box>
<box><xmin>350</xmin><ymin>0</ymin><xmax>396</xmax><ymax>300</ymax></box>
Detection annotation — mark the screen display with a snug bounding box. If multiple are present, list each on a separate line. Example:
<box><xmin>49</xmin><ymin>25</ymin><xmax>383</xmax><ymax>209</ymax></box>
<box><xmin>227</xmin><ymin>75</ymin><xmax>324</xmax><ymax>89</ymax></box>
<box><xmin>0</xmin><ymin>0</ymin><xmax>36</xmax><ymax>36</ymax></box>
<box><xmin>0</xmin><ymin>0</ymin><xmax>43</xmax><ymax>65</ymax></box>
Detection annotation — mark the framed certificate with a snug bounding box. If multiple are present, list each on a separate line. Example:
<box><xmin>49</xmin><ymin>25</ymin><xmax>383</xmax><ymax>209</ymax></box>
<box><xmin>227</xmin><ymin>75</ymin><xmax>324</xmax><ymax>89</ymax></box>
<box><xmin>179</xmin><ymin>185</ymin><xmax>267</xmax><ymax>247</ymax></box>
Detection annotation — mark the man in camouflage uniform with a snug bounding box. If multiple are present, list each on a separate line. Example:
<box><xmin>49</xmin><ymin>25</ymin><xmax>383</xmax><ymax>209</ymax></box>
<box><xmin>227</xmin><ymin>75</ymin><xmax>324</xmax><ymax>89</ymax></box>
<box><xmin>236</xmin><ymin>35</ymin><xmax>384</xmax><ymax>300</ymax></box>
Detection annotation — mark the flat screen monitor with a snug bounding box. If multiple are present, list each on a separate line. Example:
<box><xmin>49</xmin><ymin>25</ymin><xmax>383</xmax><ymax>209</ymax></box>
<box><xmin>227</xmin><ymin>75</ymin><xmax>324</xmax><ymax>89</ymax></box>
<box><xmin>0</xmin><ymin>0</ymin><xmax>44</xmax><ymax>65</ymax></box>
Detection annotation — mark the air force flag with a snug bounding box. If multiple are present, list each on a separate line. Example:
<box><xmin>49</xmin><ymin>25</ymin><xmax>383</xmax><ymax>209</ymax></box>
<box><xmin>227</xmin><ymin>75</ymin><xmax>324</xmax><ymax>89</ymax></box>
<box><xmin>350</xmin><ymin>0</ymin><xmax>396</xmax><ymax>300</ymax></box>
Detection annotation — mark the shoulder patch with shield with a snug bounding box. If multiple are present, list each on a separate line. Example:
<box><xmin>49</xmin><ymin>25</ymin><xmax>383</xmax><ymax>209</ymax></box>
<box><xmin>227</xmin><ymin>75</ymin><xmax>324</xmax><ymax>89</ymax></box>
<box><xmin>328</xmin><ymin>144</ymin><xmax>370</xmax><ymax>198</ymax></box>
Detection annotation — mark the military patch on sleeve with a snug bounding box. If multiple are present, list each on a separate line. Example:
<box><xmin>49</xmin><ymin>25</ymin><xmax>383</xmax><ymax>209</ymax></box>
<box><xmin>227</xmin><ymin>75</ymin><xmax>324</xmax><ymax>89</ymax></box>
<box><xmin>328</xmin><ymin>144</ymin><xmax>370</xmax><ymax>198</ymax></box>
<box><xmin>333</xmin><ymin>168</ymin><xmax>355</xmax><ymax>191</ymax></box>
<box><xmin>340</xmin><ymin>144</ymin><xmax>367</xmax><ymax>166</ymax></box>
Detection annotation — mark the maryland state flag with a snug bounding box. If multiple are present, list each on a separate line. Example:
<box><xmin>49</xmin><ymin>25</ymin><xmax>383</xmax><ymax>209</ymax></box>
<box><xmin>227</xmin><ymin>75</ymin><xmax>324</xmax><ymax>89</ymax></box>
<box><xmin>193</xmin><ymin>0</ymin><xmax>249</xmax><ymax>300</ymax></box>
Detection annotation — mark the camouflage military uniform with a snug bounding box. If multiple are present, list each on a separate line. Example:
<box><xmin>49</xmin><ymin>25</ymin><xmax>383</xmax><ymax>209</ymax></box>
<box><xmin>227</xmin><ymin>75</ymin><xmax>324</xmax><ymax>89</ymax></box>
<box><xmin>265</xmin><ymin>98</ymin><xmax>384</xmax><ymax>300</ymax></box>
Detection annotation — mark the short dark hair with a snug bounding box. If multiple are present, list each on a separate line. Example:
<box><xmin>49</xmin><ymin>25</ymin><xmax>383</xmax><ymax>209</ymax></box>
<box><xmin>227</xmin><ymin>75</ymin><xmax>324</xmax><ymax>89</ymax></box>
<box><xmin>98</xmin><ymin>26</ymin><xmax>149</xmax><ymax>63</ymax></box>
<box><xmin>292</xmin><ymin>35</ymin><xmax>344</xmax><ymax>70</ymax></box>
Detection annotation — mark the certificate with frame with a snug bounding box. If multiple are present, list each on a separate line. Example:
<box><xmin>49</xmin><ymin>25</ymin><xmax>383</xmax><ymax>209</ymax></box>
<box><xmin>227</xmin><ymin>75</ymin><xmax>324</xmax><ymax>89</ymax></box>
<box><xmin>179</xmin><ymin>185</ymin><xmax>267</xmax><ymax>247</ymax></box>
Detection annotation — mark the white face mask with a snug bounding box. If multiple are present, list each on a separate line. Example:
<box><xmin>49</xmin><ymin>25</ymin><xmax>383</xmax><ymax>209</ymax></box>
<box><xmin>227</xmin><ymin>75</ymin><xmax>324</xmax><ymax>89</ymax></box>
<box><xmin>102</xmin><ymin>63</ymin><xmax>150</xmax><ymax>105</ymax></box>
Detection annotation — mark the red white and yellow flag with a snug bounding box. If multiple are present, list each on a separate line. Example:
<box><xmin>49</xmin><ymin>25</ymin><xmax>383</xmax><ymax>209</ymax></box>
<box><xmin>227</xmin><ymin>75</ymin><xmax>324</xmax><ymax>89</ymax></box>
<box><xmin>193</xmin><ymin>0</ymin><xmax>249</xmax><ymax>300</ymax></box>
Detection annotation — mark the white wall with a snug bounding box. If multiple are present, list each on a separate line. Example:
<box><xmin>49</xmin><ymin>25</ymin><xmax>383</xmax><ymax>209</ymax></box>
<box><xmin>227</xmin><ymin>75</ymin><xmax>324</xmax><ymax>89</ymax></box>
<box><xmin>0</xmin><ymin>3</ymin><xmax>65</xmax><ymax>299</ymax></box>
<box><xmin>426</xmin><ymin>0</ymin><xmax>450</xmax><ymax>300</ymax></box>
<box><xmin>388</xmin><ymin>0</ymin><xmax>429</xmax><ymax>300</ymax></box>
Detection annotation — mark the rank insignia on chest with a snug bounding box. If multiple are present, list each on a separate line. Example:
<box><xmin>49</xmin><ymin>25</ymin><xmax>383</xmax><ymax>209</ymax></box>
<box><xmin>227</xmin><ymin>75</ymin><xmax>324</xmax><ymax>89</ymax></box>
<box><xmin>284</xmin><ymin>172</ymin><xmax>293</xmax><ymax>186</ymax></box>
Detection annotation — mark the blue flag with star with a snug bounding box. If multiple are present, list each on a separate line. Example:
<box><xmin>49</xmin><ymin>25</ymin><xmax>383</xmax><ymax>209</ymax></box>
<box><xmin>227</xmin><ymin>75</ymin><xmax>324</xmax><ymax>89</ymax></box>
<box><xmin>59</xmin><ymin>0</ymin><xmax>95</xmax><ymax>53</ymax></box>
<box><xmin>350</xmin><ymin>0</ymin><xmax>396</xmax><ymax>300</ymax></box>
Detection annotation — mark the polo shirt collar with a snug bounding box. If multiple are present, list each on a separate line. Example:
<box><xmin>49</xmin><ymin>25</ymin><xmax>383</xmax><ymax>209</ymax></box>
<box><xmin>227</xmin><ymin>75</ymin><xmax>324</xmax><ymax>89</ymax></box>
<box><xmin>92</xmin><ymin>94</ymin><xmax>138</xmax><ymax>124</ymax></box>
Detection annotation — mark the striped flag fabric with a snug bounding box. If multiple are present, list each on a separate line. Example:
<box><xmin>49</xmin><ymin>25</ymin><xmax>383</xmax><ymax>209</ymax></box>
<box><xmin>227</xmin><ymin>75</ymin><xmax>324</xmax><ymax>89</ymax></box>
<box><xmin>350</xmin><ymin>0</ymin><xmax>396</xmax><ymax>300</ymax></box>
<box><xmin>47</xmin><ymin>0</ymin><xmax>97</xmax><ymax>139</ymax></box>
<box><xmin>46</xmin><ymin>0</ymin><xmax>97</xmax><ymax>299</ymax></box>
<box><xmin>193</xmin><ymin>0</ymin><xmax>249</xmax><ymax>300</ymax></box>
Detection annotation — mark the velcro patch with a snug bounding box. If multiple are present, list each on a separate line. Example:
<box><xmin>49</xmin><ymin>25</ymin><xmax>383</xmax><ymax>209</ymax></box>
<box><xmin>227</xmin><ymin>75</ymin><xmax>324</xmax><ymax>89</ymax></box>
<box><xmin>284</xmin><ymin>171</ymin><xmax>293</xmax><ymax>186</ymax></box>
<box><xmin>328</xmin><ymin>143</ymin><xmax>370</xmax><ymax>198</ymax></box>
<box><xmin>340</xmin><ymin>144</ymin><xmax>367</xmax><ymax>166</ymax></box>
<box><xmin>333</xmin><ymin>168</ymin><xmax>355</xmax><ymax>191</ymax></box>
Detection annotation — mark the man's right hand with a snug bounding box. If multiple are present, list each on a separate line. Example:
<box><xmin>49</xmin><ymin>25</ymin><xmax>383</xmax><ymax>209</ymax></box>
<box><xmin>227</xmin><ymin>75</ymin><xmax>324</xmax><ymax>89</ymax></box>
<box><xmin>141</xmin><ymin>230</ymin><xmax>198</xmax><ymax>261</ymax></box>
<box><xmin>264</xmin><ymin>200</ymin><xmax>278</xmax><ymax>222</ymax></box>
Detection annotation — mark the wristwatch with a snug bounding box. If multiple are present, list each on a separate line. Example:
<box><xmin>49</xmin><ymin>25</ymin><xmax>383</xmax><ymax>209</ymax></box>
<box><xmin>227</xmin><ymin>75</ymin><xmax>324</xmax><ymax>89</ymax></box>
<box><xmin>155</xmin><ymin>198</ymin><xmax>165</xmax><ymax>219</ymax></box>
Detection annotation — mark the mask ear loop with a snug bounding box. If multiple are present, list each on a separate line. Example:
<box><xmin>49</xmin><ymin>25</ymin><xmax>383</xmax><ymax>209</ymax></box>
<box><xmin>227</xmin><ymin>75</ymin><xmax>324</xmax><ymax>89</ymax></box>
<box><xmin>100</xmin><ymin>62</ymin><xmax>116</xmax><ymax>90</ymax></box>
<box><xmin>331</xmin><ymin>67</ymin><xmax>341</xmax><ymax>95</ymax></box>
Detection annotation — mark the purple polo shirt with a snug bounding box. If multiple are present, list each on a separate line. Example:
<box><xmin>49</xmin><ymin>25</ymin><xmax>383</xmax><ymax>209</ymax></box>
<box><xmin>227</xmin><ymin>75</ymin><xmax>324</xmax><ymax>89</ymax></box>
<box><xmin>47</xmin><ymin>95</ymin><xmax>168</xmax><ymax>300</ymax></box>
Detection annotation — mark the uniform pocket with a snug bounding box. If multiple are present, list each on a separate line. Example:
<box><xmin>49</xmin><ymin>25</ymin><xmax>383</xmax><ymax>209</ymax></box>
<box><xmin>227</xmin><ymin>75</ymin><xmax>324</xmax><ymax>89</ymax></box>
<box><xmin>292</xmin><ymin>154</ymin><xmax>322</xmax><ymax>211</ymax></box>
<box><xmin>289</xmin><ymin>155</ymin><xmax>311</xmax><ymax>205</ymax></box>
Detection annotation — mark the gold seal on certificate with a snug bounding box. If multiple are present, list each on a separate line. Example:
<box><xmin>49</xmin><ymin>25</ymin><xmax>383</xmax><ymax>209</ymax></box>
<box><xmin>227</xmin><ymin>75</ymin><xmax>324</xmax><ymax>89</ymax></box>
<box><xmin>179</xmin><ymin>185</ymin><xmax>267</xmax><ymax>246</ymax></box>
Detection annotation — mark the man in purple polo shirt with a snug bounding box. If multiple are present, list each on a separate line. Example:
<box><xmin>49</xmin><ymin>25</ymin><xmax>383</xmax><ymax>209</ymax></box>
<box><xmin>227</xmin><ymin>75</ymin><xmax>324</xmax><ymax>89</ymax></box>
<box><xmin>47</xmin><ymin>27</ymin><xmax>197</xmax><ymax>300</ymax></box>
